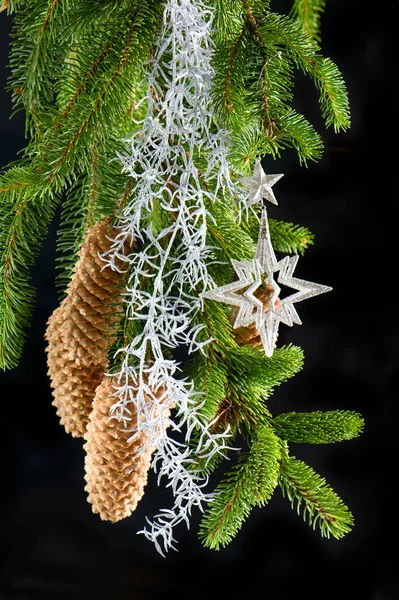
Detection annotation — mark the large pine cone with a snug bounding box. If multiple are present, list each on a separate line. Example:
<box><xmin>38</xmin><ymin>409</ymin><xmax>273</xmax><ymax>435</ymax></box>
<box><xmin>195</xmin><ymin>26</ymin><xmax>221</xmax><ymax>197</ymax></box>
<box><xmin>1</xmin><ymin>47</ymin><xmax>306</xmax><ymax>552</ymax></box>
<box><xmin>83</xmin><ymin>377</ymin><xmax>171</xmax><ymax>522</ymax></box>
<box><xmin>230</xmin><ymin>281</ymin><xmax>281</xmax><ymax>347</ymax></box>
<box><xmin>45</xmin><ymin>217</ymin><xmax>133</xmax><ymax>438</ymax></box>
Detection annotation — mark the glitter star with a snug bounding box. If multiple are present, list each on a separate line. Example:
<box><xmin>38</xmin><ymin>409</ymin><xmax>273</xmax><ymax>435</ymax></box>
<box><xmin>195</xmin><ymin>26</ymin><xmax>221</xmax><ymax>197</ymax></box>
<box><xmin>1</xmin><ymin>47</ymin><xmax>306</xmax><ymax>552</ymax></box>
<box><xmin>240</xmin><ymin>160</ymin><xmax>284</xmax><ymax>206</ymax></box>
<box><xmin>202</xmin><ymin>207</ymin><xmax>332</xmax><ymax>356</ymax></box>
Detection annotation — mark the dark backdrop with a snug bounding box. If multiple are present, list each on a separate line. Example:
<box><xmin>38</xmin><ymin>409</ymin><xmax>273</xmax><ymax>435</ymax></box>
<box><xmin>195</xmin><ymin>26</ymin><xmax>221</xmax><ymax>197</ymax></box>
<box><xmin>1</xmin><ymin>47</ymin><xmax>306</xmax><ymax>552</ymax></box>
<box><xmin>0</xmin><ymin>2</ymin><xmax>397</xmax><ymax>599</ymax></box>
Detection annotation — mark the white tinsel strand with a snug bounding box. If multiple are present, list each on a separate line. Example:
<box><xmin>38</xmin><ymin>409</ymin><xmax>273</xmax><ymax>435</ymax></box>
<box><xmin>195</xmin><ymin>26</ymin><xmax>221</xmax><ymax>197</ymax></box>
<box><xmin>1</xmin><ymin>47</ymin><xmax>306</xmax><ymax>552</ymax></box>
<box><xmin>101</xmin><ymin>0</ymin><xmax>242</xmax><ymax>555</ymax></box>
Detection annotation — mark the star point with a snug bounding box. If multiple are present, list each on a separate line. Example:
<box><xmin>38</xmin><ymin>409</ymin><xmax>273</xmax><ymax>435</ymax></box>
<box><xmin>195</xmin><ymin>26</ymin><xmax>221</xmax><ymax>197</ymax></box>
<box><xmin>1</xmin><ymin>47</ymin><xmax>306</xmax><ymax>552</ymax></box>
<box><xmin>241</xmin><ymin>160</ymin><xmax>284</xmax><ymax>207</ymax></box>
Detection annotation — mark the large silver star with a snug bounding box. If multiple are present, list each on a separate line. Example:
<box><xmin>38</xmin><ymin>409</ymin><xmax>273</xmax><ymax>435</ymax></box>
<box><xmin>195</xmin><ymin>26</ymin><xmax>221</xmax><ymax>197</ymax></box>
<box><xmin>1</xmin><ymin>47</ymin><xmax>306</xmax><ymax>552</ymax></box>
<box><xmin>202</xmin><ymin>207</ymin><xmax>332</xmax><ymax>356</ymax></box>
<box><xmin>240</xmin><ymin>160</ymin><xmax>284</xmax><ymax>206</ymax></box>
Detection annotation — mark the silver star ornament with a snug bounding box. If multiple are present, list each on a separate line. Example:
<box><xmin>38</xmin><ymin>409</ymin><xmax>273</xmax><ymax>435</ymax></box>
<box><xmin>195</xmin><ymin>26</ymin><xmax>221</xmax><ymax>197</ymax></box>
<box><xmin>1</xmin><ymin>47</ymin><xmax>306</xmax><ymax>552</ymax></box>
<box><xmin>240</xmin><ymin>160</ymin><xmax>284</xmax><ymax>206</ymax></box>
<box><xmin>202</xmin><ymin>200</ymin><xmax>332</xmax><ymax>357</ymax></box>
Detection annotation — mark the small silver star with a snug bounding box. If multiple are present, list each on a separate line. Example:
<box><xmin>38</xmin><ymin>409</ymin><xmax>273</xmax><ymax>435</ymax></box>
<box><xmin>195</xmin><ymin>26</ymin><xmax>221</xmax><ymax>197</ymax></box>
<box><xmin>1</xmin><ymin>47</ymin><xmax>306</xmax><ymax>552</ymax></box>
<box><xmin>202</xmin><ymin>207</ymin><xmax>332</xmax><ymax>356</ymax></box>
<box><xmin>240</xmin><ymin>161</ymin><xmax>284</xmax><ymax>206</ymax></box>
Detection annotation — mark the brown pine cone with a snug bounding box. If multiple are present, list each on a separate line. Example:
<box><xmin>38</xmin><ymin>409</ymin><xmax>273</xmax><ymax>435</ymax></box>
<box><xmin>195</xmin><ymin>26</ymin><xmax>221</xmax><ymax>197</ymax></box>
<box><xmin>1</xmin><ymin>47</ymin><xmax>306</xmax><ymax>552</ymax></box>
<box><xmin>83</xmin><ymin>377</ymin><xmax>171</xmax><ymax>522</ymax></box>
<box><xmin>230</xmin><ymin>281</ymin><xmax>281</xmax><ymax>348</ymax></box>
<box><xmin>45</xmin><ymin>217</ymin><xmax>134</xmax><ymax>438</ymax></box>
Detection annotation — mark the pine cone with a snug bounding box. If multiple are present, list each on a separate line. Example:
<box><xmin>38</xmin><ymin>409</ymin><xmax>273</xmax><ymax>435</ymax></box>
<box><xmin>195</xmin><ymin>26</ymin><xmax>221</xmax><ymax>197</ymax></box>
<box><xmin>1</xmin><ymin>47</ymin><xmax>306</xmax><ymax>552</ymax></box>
<box><xmin>0</xmin><ymin>1</ymin><xmax>9</xmax><ymax>13</ymax></box>
<box><xmin>230</xmin><ymin>281</ymin><xmax>281</xmax><ymax>347</ymax></box>
<box><xmin>83</xmin><ymin>377</ymin><xmax>171</xmax><ymax>522</ymax></box>
<box><xmin>45</xmin><ymin>217</ymin><xmax>133</xmax><ymax>438</ymax></box>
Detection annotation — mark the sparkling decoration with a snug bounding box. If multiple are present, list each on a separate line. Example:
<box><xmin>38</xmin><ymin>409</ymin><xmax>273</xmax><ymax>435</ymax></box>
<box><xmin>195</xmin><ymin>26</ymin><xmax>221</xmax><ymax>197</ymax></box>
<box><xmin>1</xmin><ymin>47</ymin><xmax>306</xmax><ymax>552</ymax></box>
<box><xmin>240</xmin><ymin>160</ymin><xmax>284</xmax><ymax>206</ymax></box>
<box><xmin>101</xmin><ymin>0</ymin><xmax>241</xmax><ymax>555</ymax></box>
<box><xmin>202</xmin><ymin>163</ymin><xmax>332</xmax><ymax>356</ymax></box>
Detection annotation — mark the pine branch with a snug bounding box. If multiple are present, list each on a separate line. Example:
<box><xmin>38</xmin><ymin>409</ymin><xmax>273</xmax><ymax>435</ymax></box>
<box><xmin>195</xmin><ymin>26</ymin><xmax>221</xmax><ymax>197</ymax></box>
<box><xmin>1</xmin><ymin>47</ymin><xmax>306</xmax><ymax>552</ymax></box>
<box><xmin>279</xmin><ymin>456</ymin><xmax>354</xmax><ymax>539</ymax></box>
<box><xmin>0</xmin><ymin>168</ymin><xmax>57</xmax><ymax>369</ymax></box>
<box><xmin>242</xmin><ymin>211</ymin><xmax>314</xmax><ymax>255</ymax></box>
<box><xmin>1</xmin><ymin>0</ymin><xmax>24</xmax><ymax>15</ymax></box>
<box><xmin>26</xmin><ymin>1</ymin><xmax>165</xmax><ymax>189</ymax></box>
<box><xmin>276</xmin><ymin>107</ymin><xmax>324</xmax><ymax>162</ymax></box>
<box><xmin>227</xmin><ymin>344</ymin><xmax>304</xmax><ymax>399</ymax></box>
<box><xmin>54</xmin><ymin>143</ymin><xmax>132</xmax><ymax>297</ymax></box>
<box><xmin>199</xmin><ymin>425</ymin><xmax>281</xmax><ymax>550</ymax></box>
<box><xmin>8</xmin><ymin>0</ymin><xmax>71</xmax><ymax>135</ymax></box>
<box><xmin>206</xmin><ymin>202</ymin><xmax>256</xmax><ymax>284</ymax></box>
<box><xmin>269</xmin><ymin>217</ymin><xmax>315</xmax><ymax>254</ymax></box>
<box><xmin>259</xmin><ymin>13</ymin><xmax>350</xmax><ymax>131</ymax></box>
<box><xmin>274</xmin><ymin>410</ymin><xmax>364</xmax><ymax>444</ymax></box>
<box><xmin>290</xmin><ymin>0</ymin><xmax>326</xmax><ymax>43</ymax></box>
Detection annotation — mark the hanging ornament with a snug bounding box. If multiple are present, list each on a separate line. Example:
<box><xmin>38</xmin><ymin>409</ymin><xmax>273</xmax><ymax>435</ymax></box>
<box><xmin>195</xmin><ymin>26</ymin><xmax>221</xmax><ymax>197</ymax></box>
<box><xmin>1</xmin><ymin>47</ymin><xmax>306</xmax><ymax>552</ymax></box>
<box><xmin>240</xmin><ymin>161</ymin><xmax>283</xmax><ymax>206</ymax></box>
<box><xmin>44</xmin><ymin>217</ymin><xmax>133</xmax><ymax>438</ymax></box>
<box><xmin>83</xmin><ymin>376</ymin><xmax>172</xmax><ymax>523</ymax></box>
<box><xmin>201</xmin><ymin>162</ymin><xmax>332</xmax><ymax>356</ymax></box>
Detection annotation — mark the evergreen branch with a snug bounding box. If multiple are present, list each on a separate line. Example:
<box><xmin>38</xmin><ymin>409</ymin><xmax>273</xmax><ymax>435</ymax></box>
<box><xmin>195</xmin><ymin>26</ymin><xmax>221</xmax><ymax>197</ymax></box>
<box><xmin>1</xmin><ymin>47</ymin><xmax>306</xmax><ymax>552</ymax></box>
<box><xmin>227</xmin><ymin>344</ymin><xmax>304</xmax><ymax>400</ymax></box>
<box><xmin>8</xmin><ymin>0</ymin><xmax>70</xmax><ymax>134</ymax></box>
<box><xmin>199</xmin><ymin>424</ymin><xmax>281</xmax><ymax>549</ymax></box>
<box><xmin>3</xmin><ymin>0</ymin><xmax>24</xmax><ymax>13</ymax></box>
<box><xmin>31</xmin><ymin>1</ymin><xmax>165</xmax><ymax>187</ymax></box>
<box><xmin>259</xmin><ymin>13</ymin><xmax>350</xmax><ymax>131</ymax></box>
<box><xmin>251</xmin><ymin>426</ymin><xmax>281</xmax><ymax>506</ymax></box>
<box><xmin>269</xmin><ymin>218</ymin><xmax>315</xmax><ymax>254</ymax></box>
<box><xmin>279</xmin><ymin>457</ymin><xmax>354</xmax><ymax>538</ymax></box>
<box><xmin>290</xmin><ymin>0</ymin><xmax>326</xmax><ymax>43</ymax></box>
<box><xmin>194</xmin><ymin>345</ymin><xmax>304</xmax><ymax>439</ymax></box>
<box><xmin>276</xmin><ymin>107</ymin><xmax>324</xmax><ymax>162</ymax></box>
<box><xmin>55</xmin><ymin>143</ymin><xmax>132</xmax><ymax>296</ymax></box>
<box><xmin>0</xmin><ymin>172</ymin><xmax>58</xmax><ymax>369</ymax></box>
<box><xmin>241</xmin><ymin>0</ymin><xmax>277</xmax><ymax>136</ymax></box>
<box><xmin>207</xmin><ymin>201</ymin><xmax>256</xmax><ymax>284</ymax></box>
<box><xmin>229</xmin><ymin>123</ymin><xmax>282</xmax><ymax>169</ymax></box>
<box><xmin>190</xmin><ymin>354</ymin><xmax>229</xmax><ymax>424</ymax></box>
<box><xmin>242</xmin><ymin>213</ymin><xmax>314</xmax><ymax>255</ymax></box>
<box><xmin>211</xmin><ymin>0</ymin><xmax>245</xmax><ymax>38</ymax></box>
<box><xmin>199</xmin><ymin>451</ymin><xmax>254</xmax><ymax>550</ymax></box>
<box><xmin>274</xmin><ymin>410</ymin><xmax>364</xmax><ymax>444</ymax></box>
<box><xmin>224</xmin><ymin>23</ymin><xmax>247</xmax><ymax>112</ymax></box>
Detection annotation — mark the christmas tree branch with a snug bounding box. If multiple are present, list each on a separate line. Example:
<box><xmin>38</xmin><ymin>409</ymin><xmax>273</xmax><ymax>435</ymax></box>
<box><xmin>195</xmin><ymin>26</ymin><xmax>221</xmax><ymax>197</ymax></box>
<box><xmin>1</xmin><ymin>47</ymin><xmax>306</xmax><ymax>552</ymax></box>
<box><xmin>290</xmin><ymin>0</ymin><xmax>325</xmax><ymax>43</ymax></box>
<box><xmin>279</xmin><ymin>456</ymin><xmax>354</xmax><ymax>539</ymax></box>
<box><xmin>199</xmin><ymin>425</ymin><xmax>281</xmax><ymax>549</ymax></box>
<box><xmin>274</xmin><ymin>410</ymin><xmax>364</xmax><ymax>444</ymax></box>
<box><xmin>0</xmin><ymin>171</ymin><xmax>57</xmax><ymax>369</ymax></box>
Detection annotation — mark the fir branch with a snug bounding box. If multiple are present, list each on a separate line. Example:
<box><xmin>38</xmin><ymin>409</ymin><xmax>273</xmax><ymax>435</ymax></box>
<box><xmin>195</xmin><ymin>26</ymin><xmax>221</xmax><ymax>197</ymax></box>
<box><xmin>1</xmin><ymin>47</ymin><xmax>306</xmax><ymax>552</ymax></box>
<box><xmin>279</xmin><ymin>457</ymin><xmax>354</xmax><ymax>539</ymax></box>
<box><xmin>211</xmin><ymin>0</ymin><xmax>244</xmax><ymax>38</ymax></box>
<box><xmin>199</xmin><ymin>425</ymin><xmax>281</xmax><ymax>549</ymax></box>
<box><xmin>276</xmin><ymin>107</ymin><xmax>324</xmax><ymax>162</ymax></box>
<box><xmin>224</xmin><ymin>23</ymin><xmax>247</xmax><ymax>113</ymax></box>
<box><xmin>3</xmin><ymin>0</ymin><xmax>24</xmax><ymax>13</ymax></box>
<box><xmin>31</xmin><ymin>0</ymin><xmax>165</xmax><ymax>188</ymax></box>
<box><xmin>191</xmin><ymin>358</ymin><xmax>229</xmax><ymax>424</ymax></box>
<box><xmin>242</xmin><ymin>212</ymin><xmax>314</xmax><ymax>255</ymax></box>
<box><xmin>274</xmin><ymin>410</ymin><xmax>364</xmax><ymax>444</ymax></box>
<box><xmin>8</xmin><ymin>0</ymin><xmax>70</xmax><ymax>135</ymax></box>
<box><xmin>55</xmin><ymin>143</ymin><xmax>132</xmax><ymax>296</ymax></box>
<box><xmin>290</xmin><ymin>0</ymin><xmax>326</xmax><ymax>43</ymax></box>
<box><xmin>259</xmin><ymin>13</ymin><xmax>350</xmax><ymax>131</ymax></box>
<box><xmin>227</xmin><ymin>344</ymin><xmax>304</xmax><ymax>400</ymax></box>
<box><xmin>251</xmin><ymin>426</ymin><xmax>281</xmax><ymax>506</ymax></box>
<box><xmin>270</xmin><ymin>217</ymin><xmax>314</xmax><ymax>255</ymax></box>
<box><xmin>199</xmin><ymin>451</ymin><xmax>255</xmax><ymax>550</ymax></box>
<box><xmin>0</xmin><ymin>170</ymin><xmax>57</xmax><ymax>369</ymax></box>
<box><xmin>206</xmin><ymin>202</ymin><xmax>256</xmax><ymax>284</ymax></box>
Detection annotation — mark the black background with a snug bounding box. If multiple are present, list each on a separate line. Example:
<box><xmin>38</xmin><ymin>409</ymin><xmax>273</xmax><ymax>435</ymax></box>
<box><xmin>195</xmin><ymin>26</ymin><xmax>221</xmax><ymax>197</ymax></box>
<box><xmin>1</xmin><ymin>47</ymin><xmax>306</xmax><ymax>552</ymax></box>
<box><xmin>0</xmin><ymin>2</ymin><xmax>397</xmax><ymax>599</ymax></box>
